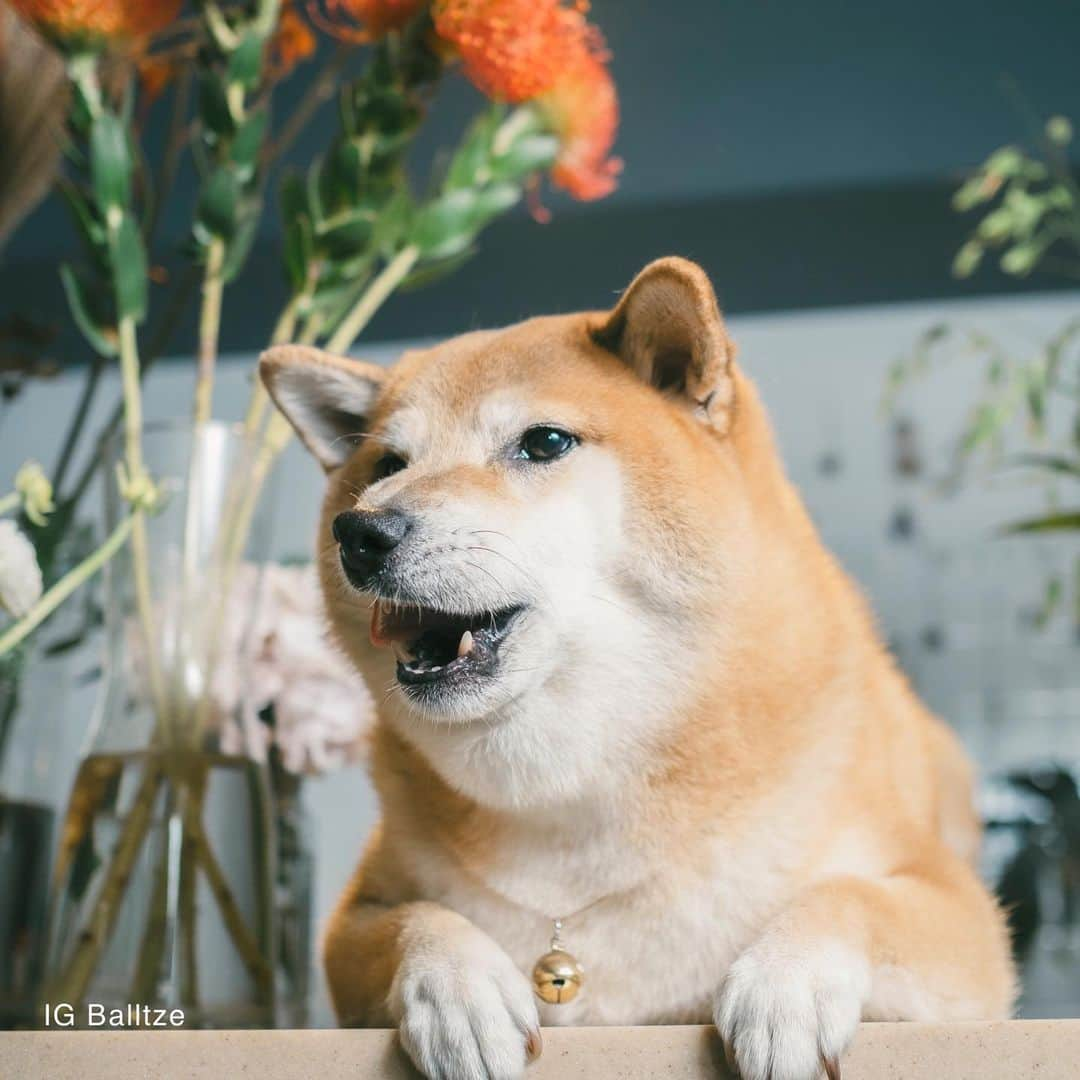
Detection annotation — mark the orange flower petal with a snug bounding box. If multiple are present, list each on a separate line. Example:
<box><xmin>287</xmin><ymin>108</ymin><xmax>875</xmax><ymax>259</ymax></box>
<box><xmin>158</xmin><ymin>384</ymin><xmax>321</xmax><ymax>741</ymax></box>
<box><xmin>538</xmin><ymin>46</ymin><xmax>621</xmax><ymax>200</ymax></box>
<box><xmin>11</xmin><ymin>0</ymin><xmax>181</xmax><ymax>45</ymax></box>
<box><xmin>309</xmin><ymin>0</ymin><xmax>425</xmax><ymax>42</ymax></box>
<box><xmin>433</xmin><ymin>0</ymin><xmax>589</xmax><ymax>104</ymax></box>
<box><xmin>273</xmin><ymin>1</ymin><xmax>317</xmax><ymax>76</ymax></box>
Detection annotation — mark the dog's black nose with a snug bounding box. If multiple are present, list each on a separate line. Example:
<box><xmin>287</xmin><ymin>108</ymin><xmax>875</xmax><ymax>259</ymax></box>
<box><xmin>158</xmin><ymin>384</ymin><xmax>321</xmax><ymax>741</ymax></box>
<box><xmin>333</xmin><ymin>509</ymin><xmax>411</xmax><ymax>578</ymax></box>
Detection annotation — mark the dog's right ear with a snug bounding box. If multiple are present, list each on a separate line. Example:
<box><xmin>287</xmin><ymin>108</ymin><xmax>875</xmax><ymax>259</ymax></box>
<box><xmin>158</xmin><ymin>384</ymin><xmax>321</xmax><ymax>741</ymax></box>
<box><xmin>259</xmin><ymin>345</ymin><xmax>386</xmax><ymax>472</ymax></box>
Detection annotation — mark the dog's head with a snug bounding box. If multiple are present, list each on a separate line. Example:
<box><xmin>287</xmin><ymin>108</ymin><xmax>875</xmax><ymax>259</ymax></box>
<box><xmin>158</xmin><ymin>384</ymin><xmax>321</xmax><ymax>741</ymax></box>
<box><xmin>262</xmin><ymin>257</ymin><xmax>770</xmax><ymax>808</ymax></box>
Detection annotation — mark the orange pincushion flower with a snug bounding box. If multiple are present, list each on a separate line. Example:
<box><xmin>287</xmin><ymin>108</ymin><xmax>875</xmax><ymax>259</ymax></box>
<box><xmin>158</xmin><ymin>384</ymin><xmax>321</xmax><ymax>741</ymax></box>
<box><xmin>538</xmin><ymin>46</ymin><xmax>621</xmax><ymax>200</ymax></box>
<box><xmin>272</xmin><ymin>1</ymin><xmax>317</xmax><ymax>76</ymax></box>
<box><xmin>10</xmin><ymin>0</ymin><xmax>181</xmax><ymax>46</ymax></box>
<box><xmin>307</xmin><ymin>0</ymin><xmax>424</xmax><ymax>42</ymax></box>
<box><xmin>433</xmin><ymin>0</ymin><xmax>589</xmax><ymax>104</ymax></box>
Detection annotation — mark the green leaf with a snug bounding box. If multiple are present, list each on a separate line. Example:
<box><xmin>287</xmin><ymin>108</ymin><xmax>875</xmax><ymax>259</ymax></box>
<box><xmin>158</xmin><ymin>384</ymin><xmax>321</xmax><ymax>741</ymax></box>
<box><xmin>59</xmin><ymin>264</ymin><xmax>117</xmax><ymax>357</ymax></box>
<box><xmin>280</xmin><ymin>172</ymin><xmax>309</xmax><ymax>223</ymax></box>
<box><xmin>227</xmin><ymin>30</ymin><xmax>265</xmax><ymax>91</ymax></box>
<box><xmin>223</xmin><ymin>203</ymin><xmax>261</xmax><ymax>283</ymax></box>
<box><xmin>1046</xmin><ymin>115</ymin><xmax>1073</xmax><ymax>146</ymax></box>
<box><xmin>306</xmin><ymin>157</ymin><xmax>326</xmax><ymax>226</ymax></box>
<box><xmin>311</xmin><ymin>273</ymin><xmax>372</xmax><ymax>331</ymax></box>
<box><xmin>1002</xmin><ymin>511</ymin><xmax>1080</xmax><ymax>535</ymax></box>
<box><xmin>953</xmin><ymin>174</ymin><xmax>994</xmax><ymax>213</ymax></box>
<box><xmin>372</xmin><ymin>189</ymin><xmax>413</xmax><ymax>258</ymax></box>
<box><xmin>283</xmin><ymin>215</ymin><xmax>313</xmax><ymax>292</ymax></box>
<box><xmin>230</xmin><ymin>107</ymin><xmax>269</xmax><ymax>180</ymax></box>
<box><xmin>108</xmin><ymin>213</ymin><xmax>149</xmax><ymax>322</ymax></box>
<box><xmin>199</xmin><ymin>72</ymin><xmax>237</xmax><ymax>137</ymax></box>
<box><xmin>1000</xmin><ymin>241</ymin><xmax>1042</xmax><ymax>276</ymax></box>
<box><xmin>445</xmin><ymin>107</ymin><xmax>504</xmax><ymax>191</ymax></box>
<box><xmin>316</xmin><ymin>211</ymin><xmax>376</xmax><ymax>260</ymax></box>
<box><xmin>89</xmin><ymin>111</ymin><xmax>132</xmax><ymax>213</ymax></box>
<box><xmin>319</xmin><ymin>138</ymin><xmax>365</xmax><ymax>214</ymax></box>
<box><xmin>490</xmin><ymin>134</ymin><xmax>558</xmax><ymax>183</ymax></box>
<box><xmin>975</xmin><ymin>207</ymin><xmax>1016</xmax><ymax>244</ymax></box>
<box><xmin>962</xmin><ymin>402</ymin><xmax>1008</xmax><ymax>452</ymax></box>
<box><xmin>1005</xmin><ymin>454</ymin><xmax>1080</xmax><ymax>478</ymax></box>
<box><xmin>952</xmin><ymin>241</ymin><xmax>984</xmax><ymax>279</ymax></box>
<box><xmin>197</xmin><ymin>167</ymin><xmax>241</xmax><ymax>239</ymax></box>
<box><xmin>471</xmin><ymin>182</ymin><xmax>521</xmax><ymax>223</ymax></box>
<box><xmin>410</xmin><ymin>189</ymin><xmax>481</xmax><ymax>257</ymax></box>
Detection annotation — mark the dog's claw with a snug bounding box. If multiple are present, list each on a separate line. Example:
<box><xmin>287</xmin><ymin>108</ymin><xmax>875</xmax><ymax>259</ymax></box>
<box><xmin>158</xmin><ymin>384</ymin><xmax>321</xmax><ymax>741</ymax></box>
<box><xmin>823</xmin><ymin>1055</ymin><xmax>842</xmax><ymax>1080</ymax></box>
<box><xmin>526</xmin><ymin>1029</ymin><xmax>543</xmax><ymax>1062</ymax></box>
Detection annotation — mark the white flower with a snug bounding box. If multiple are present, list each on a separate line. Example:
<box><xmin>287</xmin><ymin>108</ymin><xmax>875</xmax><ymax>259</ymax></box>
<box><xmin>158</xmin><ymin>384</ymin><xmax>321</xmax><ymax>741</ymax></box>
<box><xmin>129</xmin><ymin>560</ymin><xmax>374</xmax><ymax>775</ymax></box>
<box><xmin>0</xmin><ymin>519</ymin><xmax>43</xmax><ymax>618</ymax></box>
<box><xmin>243</xmin><ymin>563</ymin><xmax>375</xmax><ymax>775</ymax></box>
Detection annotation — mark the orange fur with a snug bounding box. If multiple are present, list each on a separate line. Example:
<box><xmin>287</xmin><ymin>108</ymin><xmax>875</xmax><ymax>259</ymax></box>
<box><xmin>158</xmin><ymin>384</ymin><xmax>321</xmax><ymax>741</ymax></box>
<box><xmin>262</xmin><ymin>258</ymin><xmax>1015</xmax><ymax>1080</ymax></box>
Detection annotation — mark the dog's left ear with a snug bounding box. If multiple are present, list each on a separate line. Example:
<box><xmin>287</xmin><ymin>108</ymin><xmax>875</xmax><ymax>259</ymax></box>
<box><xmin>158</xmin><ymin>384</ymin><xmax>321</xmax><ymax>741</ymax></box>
<box><xmin>592</xmin><ymin>257</ymin><xmax>735</xmax><ymax>433</ymax></box>
<box><xmin>259</xmin><ymin>344</ymin><xmax>386</xmax><ymax>471</ymax></box>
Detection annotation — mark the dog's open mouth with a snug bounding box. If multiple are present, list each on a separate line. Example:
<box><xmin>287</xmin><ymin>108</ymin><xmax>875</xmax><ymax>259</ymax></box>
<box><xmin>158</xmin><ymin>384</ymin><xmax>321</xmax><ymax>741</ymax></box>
<box><xmin>370</xmin><ymin>600</ymin><xmax>525</xmax><ymax>688</ymax></box>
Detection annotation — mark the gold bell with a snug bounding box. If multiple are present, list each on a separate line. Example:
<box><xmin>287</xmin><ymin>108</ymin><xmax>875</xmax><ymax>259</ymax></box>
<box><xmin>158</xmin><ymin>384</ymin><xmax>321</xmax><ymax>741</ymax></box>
<box><xmin>531</xmin><ymin>949</ymin><xmax>584</xmax><ymax>1005</ymax></box>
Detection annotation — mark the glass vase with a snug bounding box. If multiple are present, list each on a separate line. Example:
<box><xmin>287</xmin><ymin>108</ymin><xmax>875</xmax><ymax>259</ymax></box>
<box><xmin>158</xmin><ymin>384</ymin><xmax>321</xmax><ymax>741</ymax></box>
<box><xmin>44</xmin><ymin>421</ymin><xmax>282</xmax><ymax>1028</ymax></box>
<box><xmin>0</xmin><ymin>526</ymin><xmax>98</xmax><ymax>1029</ymax></box>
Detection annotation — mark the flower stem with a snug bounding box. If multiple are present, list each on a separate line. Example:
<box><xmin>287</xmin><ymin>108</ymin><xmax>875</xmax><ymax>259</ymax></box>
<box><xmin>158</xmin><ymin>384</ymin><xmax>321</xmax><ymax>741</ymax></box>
<box><xmin>194</xmin><ymin>236</ymin><xmax>226</xmax><ymax>426</ymax></box>
<box><xmin>326</xmin><ymin>244</ymin><xmax>420</xmax><ymax>353</ymax></box>
<box><xmin>46</xmin><ymin>761</ymin><xmax>165</xmax><ymax>1006</ymax></box>
<box><xmin>0</xmin><ymin>513</ymin><xmax>134</xmax><ymax>658</ymax></box>
<box><xmin>118</xmin><ymin>316</ymin><xmax>145</xmax><ymax>482</ymax></box>
<box><xmin>185</xmin><ymin>798</ymin><xmax>274</xmax><ymax>993</ymax></box>
<box><xmin>266</xmin><ymin>44</ymin><xmax>350</xmax><ymax>164</ymax></box>
<box><xmin>118</xmin><ymin>315</ymin><xmax>168</xmax><ymax>726</ymax></box>
<box><xmin>243</xmin><ymin>297</ymin><xmax>301</xmax><ymax>437</ymax></box>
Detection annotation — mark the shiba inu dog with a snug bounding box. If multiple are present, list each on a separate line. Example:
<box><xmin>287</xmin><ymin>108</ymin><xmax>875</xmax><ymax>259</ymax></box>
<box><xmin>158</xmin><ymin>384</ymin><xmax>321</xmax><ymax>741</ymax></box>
<box><xmin>260</xmin><ymin>257</ymin><xmax>1014</xmax><ymax>1080</ymax></box>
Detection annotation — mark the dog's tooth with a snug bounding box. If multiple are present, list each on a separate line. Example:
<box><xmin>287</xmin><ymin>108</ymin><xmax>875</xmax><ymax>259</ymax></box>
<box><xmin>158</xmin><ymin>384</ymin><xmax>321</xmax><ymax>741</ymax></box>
<box><xmin>457</xmin><ymin>630</ymin><xmax>474</xmax><ymax>658</ymax></box>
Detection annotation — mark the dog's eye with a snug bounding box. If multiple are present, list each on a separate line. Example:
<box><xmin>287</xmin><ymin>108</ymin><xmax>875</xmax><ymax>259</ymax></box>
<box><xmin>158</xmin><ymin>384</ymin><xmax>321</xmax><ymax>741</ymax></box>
<box><xmin>517</xmin><ymin>427</ymin><xmax>577</xmax><ymax>463</ymax></box>
<box><xmin>372</xmin><ymin>453</ymin><xmax>407</xmax><ymax>481</ymax></box>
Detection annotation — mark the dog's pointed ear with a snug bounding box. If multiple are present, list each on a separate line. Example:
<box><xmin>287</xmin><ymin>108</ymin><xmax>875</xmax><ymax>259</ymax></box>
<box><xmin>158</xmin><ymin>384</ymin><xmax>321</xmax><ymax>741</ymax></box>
<box><xmin>259</xmin><ymin>345</ymin><xmax>386</xmax><ymax>471</ymax></box>
<box><xmin>591</xmin><ymin>257</ymin><xmax>736</xmax><ymax>433</ymax></box>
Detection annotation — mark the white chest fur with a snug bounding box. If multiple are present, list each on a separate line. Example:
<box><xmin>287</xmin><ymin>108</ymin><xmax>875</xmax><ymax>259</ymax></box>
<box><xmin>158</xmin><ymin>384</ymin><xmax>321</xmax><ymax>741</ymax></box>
<box><xmin>398</xmin><ymin>802</ymin><xmax>810</xmax><ymax>1027</ymax></box>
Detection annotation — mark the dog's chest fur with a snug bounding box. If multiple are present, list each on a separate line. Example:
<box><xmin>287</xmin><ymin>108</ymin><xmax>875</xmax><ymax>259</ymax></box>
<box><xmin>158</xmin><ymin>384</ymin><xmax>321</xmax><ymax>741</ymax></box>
<box><xmin>395</xmin><ymin>781</ymin><xmax>822</xmax><ymax>1026</ymax></box>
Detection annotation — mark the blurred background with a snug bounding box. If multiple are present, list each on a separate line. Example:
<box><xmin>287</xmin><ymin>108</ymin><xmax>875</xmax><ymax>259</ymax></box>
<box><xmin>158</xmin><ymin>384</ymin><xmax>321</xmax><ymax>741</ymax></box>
<box><xmin>2</xmin><ymin>0</ymin><xmax>1079</xmax><ymax>1029</ymax></box>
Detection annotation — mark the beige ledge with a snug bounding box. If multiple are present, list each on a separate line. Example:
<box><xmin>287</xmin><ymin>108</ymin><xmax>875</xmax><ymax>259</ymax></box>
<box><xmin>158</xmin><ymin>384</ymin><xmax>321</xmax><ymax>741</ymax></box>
<box><xmin>1</xmin><ymin>1021</ymin><xmax>1079</xmax><ymax>1079</ymax></box>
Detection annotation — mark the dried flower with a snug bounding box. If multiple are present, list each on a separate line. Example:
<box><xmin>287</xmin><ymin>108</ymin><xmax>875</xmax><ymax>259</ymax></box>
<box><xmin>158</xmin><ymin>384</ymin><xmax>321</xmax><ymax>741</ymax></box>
<box><xmin>10</xmin><ymin>0</ymin><xmax>182</xmax><ymax>48</ymax></box>
<box><xmin>308</xmin><ymin>0</ymin><xmax>425</xmax><ymax>43</ymax></box>
<box><xmin>433</xmin><ymin>0</ymin><xmax>589</xmax><ymax>104</ymax></box>
<box><xmin>538</xmin><ymin>46</ymin><xmax>621</xmax><ymax>200</ymax></box>
<box><xmin>0</xmin><ymin>519</ymin><xmax>43</xmax><ymax>618</ymax></box>
<box><xmin>271</xmin><ymin>2</ymin><xmax>317</xmax><ymax>78</ymax></box>
<box><xmin>14</xmin><ymin>460</ymin><xmax>54</xmax><ymax>527</ymax></box>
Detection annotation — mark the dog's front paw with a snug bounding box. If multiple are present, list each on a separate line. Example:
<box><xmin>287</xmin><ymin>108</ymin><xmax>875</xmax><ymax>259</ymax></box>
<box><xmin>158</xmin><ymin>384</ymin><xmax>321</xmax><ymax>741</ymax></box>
<box><xmin>714</xmin><ymin>937</ymin><xmax>869</xmax><ymax>1080</ymax></box>
<box><xmin>390</xmin><ymin>930</ymin><xmax>541</xmax><ymax>1080</ymax></box>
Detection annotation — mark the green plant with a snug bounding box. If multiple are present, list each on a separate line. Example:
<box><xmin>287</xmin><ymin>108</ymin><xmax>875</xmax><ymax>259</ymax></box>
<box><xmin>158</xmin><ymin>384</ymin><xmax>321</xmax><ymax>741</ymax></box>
<box><xmin>886</xmin><ymin>115</ymin><xmax>1080</xmax><ymax>623</ymax></box>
